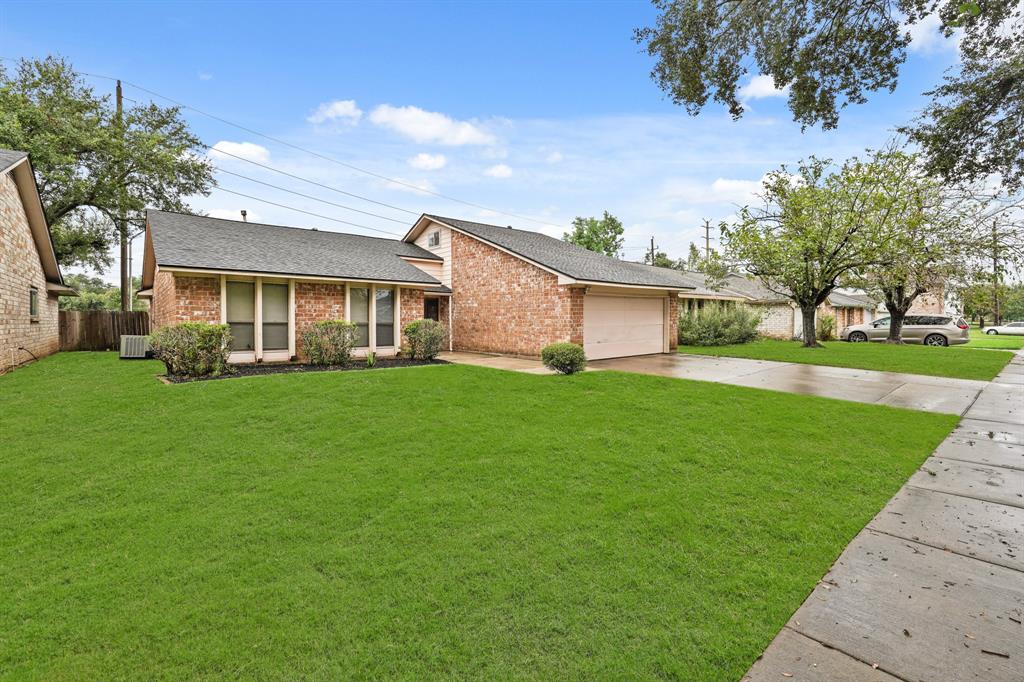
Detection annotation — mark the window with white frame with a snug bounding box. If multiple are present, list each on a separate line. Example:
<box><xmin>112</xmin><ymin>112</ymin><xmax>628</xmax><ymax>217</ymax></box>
<box><xmin>428</xmin><ymin>230</ymin><xmax>440</xmax><ymax>247</ymax></box>
<box><xmin>375</xmin><ymin>287</ymin><xmax>394</xmax><ymax>346</ymax></box>
<box><xmin>29</xmin><ymin>287</ymin><xmax>38</xmax><ymax>320</ymax></box>
<box><xmin>350</xmin><ymin>286</ymin><xmax>370</xmax><ymax>347</ymax></box>
<box><xmin>262</xmin><ymin>283</ymin><xmax>288</xmax><ymax>350</ymax></box>
<box><xmin>226</xmin><ymin>281</ymin><xmax>255</xmax><ymax>351</ymax></box>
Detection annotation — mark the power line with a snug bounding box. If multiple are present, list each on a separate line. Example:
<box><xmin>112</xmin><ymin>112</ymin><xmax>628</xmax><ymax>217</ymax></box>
<box><xmin>213</xmin><ymin>187</ymin><xmax>403</xmax><ymax>236</ymax></box>
<box><xmin>73</xmin><ymin>67</ymin><xmax>564</xmax><ymax>230</ymax></box>
<box><xmin>214</xmin><ymin>167</ymin><xmax>409</xmax><ymax>224</ymax></box>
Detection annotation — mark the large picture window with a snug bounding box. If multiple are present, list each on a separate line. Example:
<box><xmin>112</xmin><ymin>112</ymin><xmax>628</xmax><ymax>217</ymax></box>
<box><xmin>375</xmin><ymin>287</ymin><xmax>394</xmax><ymax>346</ymax></box>
<box><xmin>262</xmin><ymin>283</ymin><xmax>288</xmax><ymax>350</ymax></box>
<box><xmin>350</xmin><ymin>286</ymin><xmax>370</xmax><ymax>347</ymax></box>
<box><xmin>226</xmin><ymin>281</ymin><xmax>255</xmax><ymax>351</ymax></box>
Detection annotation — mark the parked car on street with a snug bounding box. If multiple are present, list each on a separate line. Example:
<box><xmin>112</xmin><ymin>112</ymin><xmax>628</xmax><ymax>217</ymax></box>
<box><xmin>840</xmin><ymin>315</ymin><xmax>970</xmax><ymax>346</ymax></box>
<box><xmin>984</xmin><ymin>321</ymin><xmax>1024</xmax><ymax>335</ymax></box>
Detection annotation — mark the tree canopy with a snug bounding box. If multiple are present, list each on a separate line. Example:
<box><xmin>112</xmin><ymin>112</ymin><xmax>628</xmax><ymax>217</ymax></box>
<box><xmin>0</xmin><ymin>56</ymin><xmax>214</xmax><ymax>269</ymax></box>
<box><xmin>563</xmin><ymin>211</ymin><xmax>625</xmax><ymax>257</ymax></box>
<box><xmin>635</xmin><ymin>0</ymin><xmax>1024</xmax><ymax>189</ymax></box>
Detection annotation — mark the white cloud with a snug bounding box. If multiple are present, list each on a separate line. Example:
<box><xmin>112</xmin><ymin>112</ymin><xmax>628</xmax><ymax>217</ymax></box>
<box><xmin>198</xmin><ymin>72</ymin><xmax>213</xmax><ymax>81</ymax></box>
<box><xmin>208</xmin><ymin>141</ymin><xmax>271</xmax><ymax>164</ymax></box>
<box><xmin>369</xmin><ymin>104</ymin><xmax>496</xmax><ymax>146</ymax></box>
<box><xmin>906</xmin><ymin>12</ymin><xmax>961</xmax><ymax>54</ymax></box>
<box><xmin>208</xmin><ymin>208</ymin><xmax>261</xmax><ymax>222</ymax></box>
<box><xmin>740</xmin><ymin>74</ymin><xmax>790</xmax><ymax>100</ymax></box>
<box><xmin>546</xmin><ymin>151</ymin><xmax>563</xmax><ymax>164</ymax></box>
<box><xmin>307</xmin><ymin>99</ymin><xmax>363</xmax><ymax>125</ymax></box>
<box><xmin>663</xmin><ymin>175</ymin><xmax>771</xmax><ymax>206</ymax></box>
<box><xmin>484</xmin><ymin>164</ymin><xmax>513</xmax><ymax>179</ymax></box>
<box><xmin>408</xmin><ymin>152</ymin><xmax>447</xmax><ymax>170</ymax></box>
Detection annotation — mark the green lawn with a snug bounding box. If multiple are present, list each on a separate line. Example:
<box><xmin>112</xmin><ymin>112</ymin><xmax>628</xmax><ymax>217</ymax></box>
<box><xmin>678</xmin><ymin>338</ymin><xmax>1013</xmax><ymax>381</ymax></box>
<box><xmin>1</xmin><ymin>354</ymin><xmax>955</xmax><ymax>679</ymax></box>
<box><xmin>968</xmin><ymin>328</ymin><xmax>1024</xmax><ymax>350</ymax></box>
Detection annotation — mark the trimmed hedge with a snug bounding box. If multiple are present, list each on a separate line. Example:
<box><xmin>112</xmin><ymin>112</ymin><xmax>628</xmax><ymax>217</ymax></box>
<box><xmin>541</xmin><ymin>342</ymin><xmax>587</xmax><ymax>374</ymax></box>
<box><xmin>403</xmin><ymin>319</ymin><xmax>446</xmax><ymax>360</ymax></box>
<box><xmin>301</xmin><ymin>320</ymin><xmax>358</xmax><ymax>365</ymax></box>
<box><xmin>150</xmin><ymin>322</ymin><xmax>232</xmax><ymax>377</ymax></box>
<box><xmin>678</xmin><ymin>304</ymin><xmax>762</xmax><ymax>346</ymax></box>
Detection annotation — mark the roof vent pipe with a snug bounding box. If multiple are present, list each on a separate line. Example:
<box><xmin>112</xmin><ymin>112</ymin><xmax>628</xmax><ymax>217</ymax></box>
<box><xmin>240</xmin><ymin>210</ymin><xmax>247</xmax><ymax>222</ymax></box>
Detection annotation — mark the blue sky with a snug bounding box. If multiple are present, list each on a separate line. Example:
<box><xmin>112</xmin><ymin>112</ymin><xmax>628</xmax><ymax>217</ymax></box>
<box><xmin>1</xmin><ymin>1</ymin><xmax>962</xmax><ymax>281</ymax></box>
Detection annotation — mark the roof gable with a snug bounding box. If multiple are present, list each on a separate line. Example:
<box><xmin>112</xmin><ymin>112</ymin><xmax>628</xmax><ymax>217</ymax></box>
<box><xmin>145</xmin><ymin>210</ymin><xmax>441</xmax><ymax>285</ymax></box>
<box><xmin>416</xmin><ymin>215</ymin><xmax>695</xmax><ymax>290</ymax></box>
<box><xmin>0</xmin><ymin>149</ymin><xmax>64</xmax><ymax>286</ymax></box>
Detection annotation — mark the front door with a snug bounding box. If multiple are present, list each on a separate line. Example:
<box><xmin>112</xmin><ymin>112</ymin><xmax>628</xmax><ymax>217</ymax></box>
<box><xmin>424</xmin><ymin>298</ymin><xmax>440</xmax><ymax>321</ymax></box>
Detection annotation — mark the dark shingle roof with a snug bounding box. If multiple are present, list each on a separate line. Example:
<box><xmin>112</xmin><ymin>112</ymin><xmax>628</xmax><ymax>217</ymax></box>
<box><xmin>148</xmin><ymin>210</ymin><xmax>441</xmax><ymax>285</ymax></box>
<box><xmin>424</xmin><ymin>215</ymin><xmax>695</xmax><ymax>289</ymax></box>
<box><xmin>828</xmin><ymin>291</ymin><xmax>876</xmax><ymax>308</ymax></box>
<box><xmin>0</xmin><ymin>149</ymin><xmax>28</xmax><ymax>171</ymax></box>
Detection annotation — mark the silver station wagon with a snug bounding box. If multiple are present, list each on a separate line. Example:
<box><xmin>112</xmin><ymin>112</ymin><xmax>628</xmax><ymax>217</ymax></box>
<box><xmin>840</xmin><ymin>315</ymin><xmax>971</xmax><ymax>346</ymax></box>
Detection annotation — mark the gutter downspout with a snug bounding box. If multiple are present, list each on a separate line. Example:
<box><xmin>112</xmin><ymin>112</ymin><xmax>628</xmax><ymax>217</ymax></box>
<box><xmin>448</xmin><ymin>295</ymin><xmax>453</xmax><ymax>352</ymax></box>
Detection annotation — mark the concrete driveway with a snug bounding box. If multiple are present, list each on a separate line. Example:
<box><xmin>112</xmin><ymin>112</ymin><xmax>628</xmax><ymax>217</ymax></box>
<box><xmin>589</xmin><ymin>353</ymin><xmax>989</xmax><ymax>415</ymax></box>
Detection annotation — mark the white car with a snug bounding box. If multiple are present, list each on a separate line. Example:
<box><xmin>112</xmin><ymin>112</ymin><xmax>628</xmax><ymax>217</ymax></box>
<box><xmin>985</xmin><ymin>321</ymin><xmax>1024</xmax><ymax>335</ymax></box>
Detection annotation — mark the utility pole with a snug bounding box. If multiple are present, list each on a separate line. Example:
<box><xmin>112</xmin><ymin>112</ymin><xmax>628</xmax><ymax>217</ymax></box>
<box><xmin>992</xmin><ymin>220</ymin><xmax>1001</xmax><ymax>325</ymax></box>
<box><xmin>116</xmin><ymin>80</ymin><xmax>130</xmax><ymax>311</ymax></box>
<box><xmin>703</xmin><ymin>219</ymin><xmax>713</xmax><ymax>260</ymax></box>
<box><xmin>649</xmin><ymin>236</ymin><xmax>656</xmax><ymax>264</ymax></box>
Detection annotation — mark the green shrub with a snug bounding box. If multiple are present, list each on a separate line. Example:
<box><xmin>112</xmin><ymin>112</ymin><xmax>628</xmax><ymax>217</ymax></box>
<box><xmin>541</xmin><ymin>342</ymin><xmax>587</xmax><ymax>374</ymax></box>
<box><xmin>678</xmin><ymin>304</ymin><xmax>762</xmax><ymax>346</ymax></box>
<box><xmin>403</xmin><ymin>318</ymin><xmax>446</xmax><ymax>360</ymax></box>
<box><xmin>301</xmin><ymin>320</ymin><xmax>358</xmax><ymax>365</ymax></box>
<box><xmin>149</xmin><ymin>322</ymin><xmax>232</xmax><ymax>377</ymax></box>
<box><xmin>817</xmin><ymin>313</ymin><xmax>837</xmax><ymax>341</ymax></box>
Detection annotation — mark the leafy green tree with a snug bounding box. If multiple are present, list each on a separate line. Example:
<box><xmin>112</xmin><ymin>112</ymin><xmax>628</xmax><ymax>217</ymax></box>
<box><xmin>724</xmin><ymin>156</ymin><xmax>881</xmax><ymax>347</ymax></box>
<box><xmin>635</xmin><ymin>0</ymin><xmax>1024</xmax><ymax>189</ymax></box>
<box><xmin>563</xmin><ymin>211</ymin><xmax>625</xmax><ymax>257</ymax></box>
<box><xmin>644</xmin><ymin>249</ymin><xmax>678</xmax><ymax>268</ymax></box>
<box><xmin>847</xmin><ymin>150</ymin><xmax>970</xmax><ymax>342</ymax></box>
<box><xmin>60</xmin><ymin>274</ymin><xmax>148</xmax><ymax>311</ymax></box>
<box><xmin>0</xmin><ymin>57</ymin><xmax>214</xmax><ymax>300</ymax></box>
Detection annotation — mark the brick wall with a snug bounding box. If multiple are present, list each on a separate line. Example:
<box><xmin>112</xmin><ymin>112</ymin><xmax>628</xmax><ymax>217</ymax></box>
<box><xmin>150</xmin><ymin>270</ymin><xmax>176</xmax><ymax>328</ymax></box>
<box><xmin>450</xmin><ymin>230</ymin><xmax>583</xmax><ymax>356</ymax></box>
<box><xmin>399</xmin><ymin>287</ymin><xmax>423</xmax><ymax>340</ymax></box>
<box><xmin>909</xmin><ymin>290</ymin><xmax>944</xmax><ymax>315</ymax></box>
<box><xmin>294</xmin><ymin>282</ymin><xmax>345</xmax><ymax>359</ymax></box>
<box><xmin>0</xmin><ymin>170</ymin><xmax>59</xmax><ymax>372</ymax></box>
<box><xmin>756</xmin><ymin>303</ymin><xmax>796</xmax><ymax>339</ymax></box>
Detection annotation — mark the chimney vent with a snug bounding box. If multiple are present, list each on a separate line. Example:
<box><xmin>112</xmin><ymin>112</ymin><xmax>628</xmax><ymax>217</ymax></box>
<box><xmin>240</xmin><ymin>210</ymin><xmax>247</xmax><ymax>222</ymax></box>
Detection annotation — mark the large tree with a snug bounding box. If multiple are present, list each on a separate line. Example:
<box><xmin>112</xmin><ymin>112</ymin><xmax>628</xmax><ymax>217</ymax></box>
<box><xmin>563</xmin><ymin>211</ymin><xmax>625</xmax><ymax>257</ymax></box>
<box><xmin>635</xmin><ymin>0</ymin><xmax>1024</xmax><ymax>189</ymax></box>
<box><xmin>724</xmin><ymin>156</ymin><xmax>883</xmax><ymax>347</ymax></box>
<box><xmin>847</xmin><ymin>150</ymin><xmax>971</xmax><ymax>342</ymax></box>
<box><xmin>0</xmin><ymin>57</ymin><xmax>214</xmax><ymax>306</ymax></box>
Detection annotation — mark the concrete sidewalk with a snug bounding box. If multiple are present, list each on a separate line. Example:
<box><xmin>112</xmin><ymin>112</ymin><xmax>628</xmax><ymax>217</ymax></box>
<box><xmin>745</xmin><ymin>352</ymin><xmax>1024</xmax><ymax>681</ymax></box>
<box><xmin>590</xmin><ymin>353</ymin><xmax>990</xmax><ymax>415</ymax></box>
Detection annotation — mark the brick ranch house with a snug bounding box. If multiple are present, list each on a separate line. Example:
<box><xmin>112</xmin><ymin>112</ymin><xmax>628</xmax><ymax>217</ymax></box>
<box><xmin>0</xmin><ymin>150</ymin><xmax>76</xmax><ymax>372</ymax></box>
<box><xmin>139</xmin><ymin>211</ymin><xmax>695</xmax><ymax>362</ymax></box>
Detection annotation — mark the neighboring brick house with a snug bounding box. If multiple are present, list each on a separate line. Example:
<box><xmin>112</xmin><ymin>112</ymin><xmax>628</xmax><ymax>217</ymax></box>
<box><xmin>140</xmin><ymin>211</ymin><xmax>692</xmax><ymax>362</ymax></box>
<box><xmin>0</xmin><ymin>150</ymin><xmax>76</xmax><ymax>373</ymax></box>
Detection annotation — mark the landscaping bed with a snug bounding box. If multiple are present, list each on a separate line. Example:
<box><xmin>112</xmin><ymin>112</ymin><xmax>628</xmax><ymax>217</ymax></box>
<box><xmin>163</xmin><ymin>356</ymin><xmax>448</xmax><ymax>383</ymax></box>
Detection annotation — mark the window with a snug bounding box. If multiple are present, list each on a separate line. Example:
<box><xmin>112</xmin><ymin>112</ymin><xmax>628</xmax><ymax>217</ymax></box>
<box><xmin>424</xmin><ymin>298</ymin><xmax>440</xmax><ymax>321</ymax></box>
<box><xmin>226</xmin><ymin>281</ymin><xmax>255</xmax><ymax>351</ymax></box>
<box><xmin>428</xmin><ymin>230</ymin><xmax>440</xmax><ymax>247</ymax></box>
<box><xmin>262</xmin><ymin>283</ymin><xmax>288</xmax><ymax>350</ymax></box>
<box><xmin>29</xmin><ymin>287</ymin><xmax>38</xmax><ymax>319</ymax></box>
<box><xmin>375</xmin><ymin>287</ymin><xmax>395</xmax><ymax>346</ymax></box>
<box><xmin>350</xmin><ymin>286</ymin><xmax>370</xmax><ymax>346</ymax></box>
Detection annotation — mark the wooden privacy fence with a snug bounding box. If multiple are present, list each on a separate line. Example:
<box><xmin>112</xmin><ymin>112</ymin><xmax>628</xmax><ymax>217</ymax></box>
<box><xmin>59</xmin><ymin>310</ymin><xmax>150</xmax><ymax>351</ymax></box>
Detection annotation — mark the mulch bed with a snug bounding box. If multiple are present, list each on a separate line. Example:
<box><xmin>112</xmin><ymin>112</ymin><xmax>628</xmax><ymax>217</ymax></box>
<box><xmin>162</xmin><ymin>357</ymin><xmax>449</xmax><ymax>383</ymax></box>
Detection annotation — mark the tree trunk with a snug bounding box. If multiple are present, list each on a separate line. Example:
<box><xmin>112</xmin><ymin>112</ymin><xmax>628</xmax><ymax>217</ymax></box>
<box><xmin>886</xmin><ymin>306</ymin><xmax>908</xmax><ymax>343</ymax></box>
<box><xmin>800</xmin><ymin>305</ymin><xmax>820</xmax><ymax>348</ymax></box>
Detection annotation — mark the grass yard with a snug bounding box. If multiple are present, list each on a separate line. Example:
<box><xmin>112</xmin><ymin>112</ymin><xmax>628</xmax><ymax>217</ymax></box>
<box><xmin>968</xmin><ymin>328</ymin><xmax>1024</xmax><ymax>350</ymax></box>
<box><xmin>1</xmin><ymin>354</ymin><xmax>955</xmax><ymax>679</ymax></box>
<box><xmin>679</xmin><ymin>338</ymin><xmax>1013</xmax><ymax>381</ymax></box>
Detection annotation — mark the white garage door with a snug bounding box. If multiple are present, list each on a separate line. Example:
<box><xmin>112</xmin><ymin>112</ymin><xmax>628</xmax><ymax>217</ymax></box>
<box><xmin>583</xmin><ymin>295</ymin><xmax>666</xmax><ymax>360</ymax></box>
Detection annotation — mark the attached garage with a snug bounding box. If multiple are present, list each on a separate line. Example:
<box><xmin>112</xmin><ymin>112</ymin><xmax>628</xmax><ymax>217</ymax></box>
<box><xmin>583</xmin><ymin>294</ymin><xmax>668</xmax><ymax>360</ymax></box>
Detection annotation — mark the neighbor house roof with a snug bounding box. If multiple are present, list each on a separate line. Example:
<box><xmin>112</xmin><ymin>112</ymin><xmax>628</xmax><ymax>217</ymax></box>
<box><xmin>412</xmin><ymin>215</ymin><xmax>696</xmax><ymax>290</ymax></box>
<box><xmin>0</xmin><ymin>148</ymin><xmax>70</xmax><ymax>291</ymax></box>
<box><xmin>0</xmin><ymin>149</ymin><xmax>29</xmax><ymax>173</ymax></box>
<box><xmin>145</xmin><ymin>210</ymin><xmax>442</xmax><ymax>286</ymax></box>
<box><xmin>827</xmin><ymin>291</ymin><xmax>877</xmax><ymax>308</ymax></box>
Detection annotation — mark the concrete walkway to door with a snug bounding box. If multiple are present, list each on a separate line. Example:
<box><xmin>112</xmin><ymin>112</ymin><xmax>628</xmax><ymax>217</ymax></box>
<box><xmin>589</xmin><ymin>353</ymin><xmax>990</xmax><ymax>415</ymax></box>
<box><xmin>744</xmin><ymin>350</ymin><xmax>1024</xmax><ymax>681</ymax></box>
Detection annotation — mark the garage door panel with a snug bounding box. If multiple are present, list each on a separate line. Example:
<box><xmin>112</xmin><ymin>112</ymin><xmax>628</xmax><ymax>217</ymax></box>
<box><xmin>584</xmin><ymin>295</ymin><xmax>666</xmax><ymax>360</ymax></box>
